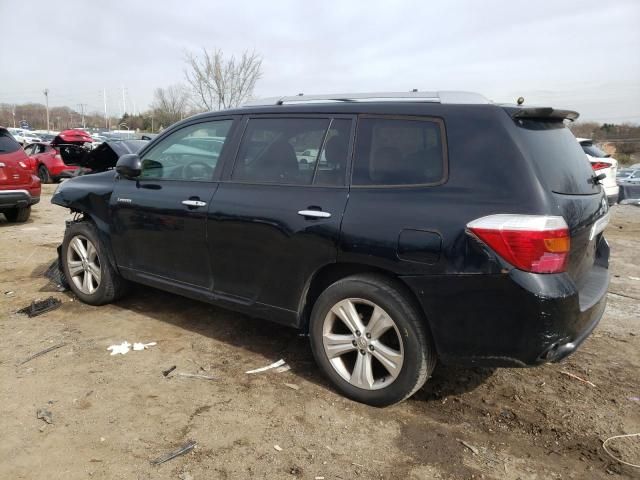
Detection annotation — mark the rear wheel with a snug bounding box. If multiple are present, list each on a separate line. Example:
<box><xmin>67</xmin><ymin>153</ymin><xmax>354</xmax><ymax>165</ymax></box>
<box><xmin>3</xmin><ymin>206</ymin><xmax>31</xmax><ymax>223</ymax></box>
<box><xmin>61</xmin><ymin>221</ymin><xmax>128</xmax><ymax>305</ymax></box>
<box><xmin>38</xmin><ymin>164</ymin><xmax>51</xmax><ymax>184</ymax></box>
<box><xmin>309</xmin><ymin>274</ymin><xmax>436</xmax><ymax>406</ymax></box>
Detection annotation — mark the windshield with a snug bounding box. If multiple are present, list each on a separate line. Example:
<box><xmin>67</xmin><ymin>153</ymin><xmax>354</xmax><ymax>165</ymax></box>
<box><xmin>581</xmin><ymin>142</ymin><xmax>608</xmax><ymax>158</ymax></box>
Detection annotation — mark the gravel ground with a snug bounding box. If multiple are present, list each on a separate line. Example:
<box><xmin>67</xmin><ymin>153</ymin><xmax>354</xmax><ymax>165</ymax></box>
<box><xmin>1</xmin><ymin>184</ymin><xmax>638</xmax><ymax>479</ymax></box>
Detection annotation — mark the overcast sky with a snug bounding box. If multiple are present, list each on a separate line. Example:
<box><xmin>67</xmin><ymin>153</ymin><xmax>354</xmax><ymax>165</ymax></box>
<box><xmin>1</xmin><ymin>0</ymin><xmax>638</xmax><ymax>123</ymax></box>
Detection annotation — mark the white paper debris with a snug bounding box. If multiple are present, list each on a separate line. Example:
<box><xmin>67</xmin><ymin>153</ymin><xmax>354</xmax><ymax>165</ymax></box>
<box><xmin>133</xmin><ymin>342</ymin><xmax>157</xmax><ymax>351</ymax></box>
<box><xmin>107</xmin><ymin>341</ymin><xmax>156</xmax><ymax>355</ymax></box>
<box><xmin>273</xmin><ymin>445</ymin><xmax>283</xmax><ymax>452</ymax></box>
<box><xmin>245</xmin><ymin>359</ymin><xmax>287</xmax><ymax>374</ymax></box>
<box><xmin>107</xmin><ymin>341</ymin><xmax>131</xmax><ymax>355</ymax></box>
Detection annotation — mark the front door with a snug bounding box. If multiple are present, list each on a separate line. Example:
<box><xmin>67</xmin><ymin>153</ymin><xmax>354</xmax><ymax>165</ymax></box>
<box><xmin>110</xmin><ymin>118</ymin><xmax>236</xmax><ymax>289</ymax></box>
<box><xmin>208</xmin><ymin>115</ymin><xmax>354</xmax><ymax>319</ymax></box>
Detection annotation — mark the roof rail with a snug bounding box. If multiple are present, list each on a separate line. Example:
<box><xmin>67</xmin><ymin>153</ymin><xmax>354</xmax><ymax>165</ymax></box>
<box><xmin>243</xmin><ymin>91</ymin><xmax>489</xmax><ymax>107</ymax></box>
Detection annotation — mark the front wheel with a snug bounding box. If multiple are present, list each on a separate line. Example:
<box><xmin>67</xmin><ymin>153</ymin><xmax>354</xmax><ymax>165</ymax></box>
<box><xmin>309</xmin><ymin>274</ymin><xmax>436</xmax><ymax>406</ymax></box>
<box><xmin>61</xmin><ymin>221</ymin><xmax>128</xmax><ymax>305</ymax></box>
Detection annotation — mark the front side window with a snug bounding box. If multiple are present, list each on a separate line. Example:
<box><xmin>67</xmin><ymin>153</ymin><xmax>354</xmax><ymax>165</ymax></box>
<box><xmin>140</xmin><ymin>119</ymin><xmax>232</xmax><ymax>181</ymax></box>
<box><xmin>232</xmin><ymin>118</ymin><xmax>330</xmax><ymax>185</ymax></box>
<box><xmin>352</xmin><ymin>117</ymin><xmax>445</xmax><ymax>186</ymax></box>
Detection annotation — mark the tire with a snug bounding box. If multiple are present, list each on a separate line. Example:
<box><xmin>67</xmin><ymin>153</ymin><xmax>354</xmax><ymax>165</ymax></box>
<box><xmin>4</xmin><ymin>206</ymin><xmax>31</xmax><ymax>223</ymax></box>
<box><xmin>38</xmin><ymin>164</ymin><xmax>52</xmax><ymax>184</ymax></box>
<box><xmin>309</xmin><ymin>273</ymin><xmax>436</xmax><ymax>407</ymax></box>
<box><xmin>61</xmin><ymin>221</ymin><xmax>128</xmax><ymax>305</ymax></box>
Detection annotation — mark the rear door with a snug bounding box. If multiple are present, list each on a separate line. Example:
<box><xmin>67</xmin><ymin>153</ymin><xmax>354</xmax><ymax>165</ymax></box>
<box><xmin>207</xmin><ymin>115</ymin><xmax>354</xmax><ymax>319</ymax></box>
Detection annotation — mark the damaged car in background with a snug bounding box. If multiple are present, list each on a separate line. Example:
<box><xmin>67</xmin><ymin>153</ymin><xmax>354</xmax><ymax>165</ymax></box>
<box><xmin>48</xmin><ymin>92</ymin><xmax>611</xmax><ymax>406</ymax></box>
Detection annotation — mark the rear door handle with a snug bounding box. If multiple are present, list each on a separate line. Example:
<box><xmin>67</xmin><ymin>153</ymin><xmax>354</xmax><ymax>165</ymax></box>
<box><xmin>182</xmin><ymin>200</ymin><xmax>207</xmax><ymax>207</ymax></box>
<box><xmin>298</xmin><ymin>209</ymin><xmax>331</xmax><ymax>218</ymax></box>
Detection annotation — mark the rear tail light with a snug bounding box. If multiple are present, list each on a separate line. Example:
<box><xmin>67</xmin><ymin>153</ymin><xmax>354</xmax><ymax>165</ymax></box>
<box><xmin>590</xmin><ymin>161</ymin><xmax>611</xmax><ymax>171</ymax></box>
<box><xmin>467</xmin><ymin>214</ymin><xmax>570</xmax><ymax>274</ymax></box>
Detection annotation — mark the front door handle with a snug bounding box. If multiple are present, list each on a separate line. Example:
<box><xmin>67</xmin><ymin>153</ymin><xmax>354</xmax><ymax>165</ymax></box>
<box><xmin>298</xmin><ymin>209</ymin><xmax>331</xmax><ymax>219</ymax></box>
<box><xmin>182</xmin><ymin>199</ymin><xmax>207</xmax><ymax>207</ymax></box>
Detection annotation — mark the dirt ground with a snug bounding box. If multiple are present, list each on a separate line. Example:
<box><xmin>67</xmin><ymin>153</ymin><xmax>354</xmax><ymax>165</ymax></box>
<box><xmin>1</xmin><ymin>184</ymin><xmax>639</xmax><ymax>480</ymax></box>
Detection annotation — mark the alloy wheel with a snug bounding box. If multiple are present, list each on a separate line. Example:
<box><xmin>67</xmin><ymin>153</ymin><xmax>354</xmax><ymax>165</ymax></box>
<box><xmin>322</xmin><ymin>298</ymin><xmax>404</xmax><ymax>390</ymax></box>
<box><xmin>66</xmin><ymin>235</ymin><xmax>101</xmax><ymax>295</ymax></box>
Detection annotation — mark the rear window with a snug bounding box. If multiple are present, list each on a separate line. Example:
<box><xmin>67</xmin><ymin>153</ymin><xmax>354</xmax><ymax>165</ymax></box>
<box><xmin>581</xmin><ymin>143</ymin><xmax>608</xmax><ymax>158</ymax></box>
<box><xmin>0</xmin><ymin>131</ymin><xmax>21</xmax><ymax>153</ymax></box>
<box><xmin>514</xmin><ymin>120</ymin><xmax>599</xmax><ymax>195</ymax></box>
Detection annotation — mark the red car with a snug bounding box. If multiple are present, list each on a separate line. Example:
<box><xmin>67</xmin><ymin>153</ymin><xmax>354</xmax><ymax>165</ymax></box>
<box><xmin>0</xmin><ymin>127</ymin><xmax>41</xmax><ymax>222</ymax></box>
<box><xmin>24</xmin><ymin>129</ymin><xmax>93</xmax><ymax>183</ymax></box>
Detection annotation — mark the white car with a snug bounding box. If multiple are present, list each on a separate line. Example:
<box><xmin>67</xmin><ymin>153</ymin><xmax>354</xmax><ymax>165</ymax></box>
<box><xmin>576</xmin><ymin>138</ymin><xmax>619</xmax><ymax>205</ymax></box>
<box><xmin>21</xmin><ymin>132</ymin><xmax>42</xmax><ymax>146</ymax></box>
<box><xmin>7</xmin><ymin>128</ymin><xmax>26</xmax><ymax>145</ymax></box>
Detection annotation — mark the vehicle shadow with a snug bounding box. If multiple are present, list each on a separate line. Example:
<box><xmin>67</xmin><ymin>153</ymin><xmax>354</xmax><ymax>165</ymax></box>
<box><xmin>55</xmin><ymin>275</ymin><xmax>497</xmax><ymax>403</ymax></box>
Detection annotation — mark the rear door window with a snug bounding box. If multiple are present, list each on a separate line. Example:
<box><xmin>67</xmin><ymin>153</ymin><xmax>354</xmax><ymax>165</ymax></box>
<box><xmin>232</xmin><ymin>118</ymin><xmax>330</xmax><ymax>185</ymax></box>
<box><xmin>514</xmin><ymin>120</ymin><xmax>599</xmax><ymax>195</ymax></box>
<box><xmin>352</xmin><ymin>117</ymin><xmax>446</xmax><ymax>186</ymax></box>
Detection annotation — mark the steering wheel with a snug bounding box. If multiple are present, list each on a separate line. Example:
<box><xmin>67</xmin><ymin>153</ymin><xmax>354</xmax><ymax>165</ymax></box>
<box><xmin>183</xmin><ymin>160</ymin><xmax>214</xmax><ymax>180</ymax></box>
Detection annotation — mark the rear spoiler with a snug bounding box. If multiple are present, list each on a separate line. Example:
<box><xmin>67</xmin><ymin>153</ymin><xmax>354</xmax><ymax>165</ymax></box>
<box><xmin>502</xmin><ymin>106</ymin><xmax>579</xmax><ymax>122</ymax></box>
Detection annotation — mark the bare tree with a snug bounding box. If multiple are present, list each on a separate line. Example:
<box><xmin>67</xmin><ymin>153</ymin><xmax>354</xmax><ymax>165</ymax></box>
<box><xmin>151</xmin><ymin>84</ymin><xmax>190</xmax><ymax>126</ymax></box>
<box><xmin>184</xmin><ymin>48</ymin><xmax>262</xmax><ymax>111</ymax></box>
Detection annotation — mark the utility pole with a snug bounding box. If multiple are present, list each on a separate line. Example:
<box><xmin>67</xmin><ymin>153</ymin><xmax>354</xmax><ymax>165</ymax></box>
<box><xmin>77</xmin><ymin>103</ymin><xmax>87</xmax><ymax>129</ymax></box>
<box><xmin>11</xmin><ymin>105</ymin><xmax>16</xmax><ymax>128</ymax></box>
<box><xmin>103</xmin><ymin>88</ymin><xmax>108</xmax><ymax>130</ymax></box>
<box><xmin>121</xmin><ymin>85</ymin><xmax>126</xmax><ymax>117</ymax></box>
<box><xmin>43</xmin><ymin>89</ymin><xmax>50</xmax><ymax>133</ymax></box>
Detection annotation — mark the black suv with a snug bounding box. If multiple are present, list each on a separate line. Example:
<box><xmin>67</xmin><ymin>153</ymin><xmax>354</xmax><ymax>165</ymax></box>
<box><xmin>52</xmin><ymin>92</ymin><xmax>610</xmax><ymax>406</ymax></box>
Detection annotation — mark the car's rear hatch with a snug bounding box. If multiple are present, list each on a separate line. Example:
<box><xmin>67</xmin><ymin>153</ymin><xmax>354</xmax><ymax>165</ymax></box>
<box><xmin>0</xmin><ymin>128</ymin><xmax>32</xmax><ymax>188</ymax></box>
<box><xmin>505</xmin><ymin>107</ymin><xmax>609</xmax><ymax>305</ymax></box>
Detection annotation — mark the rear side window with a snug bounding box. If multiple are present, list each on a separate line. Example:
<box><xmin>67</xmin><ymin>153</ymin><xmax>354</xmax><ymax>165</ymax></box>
<box><xmin>232</xmin><ymin>118</ymin><xmax>330</xmax><ymax>185</ymax></box>
<box><xmin>515</xmin><ymin>120</ymin><xmax>599</xmax><ymax>195</ymax></box>
<box><xmin>581</xmin><ymin>142</ymin><xmax>608</xmax><ymax>158</ymax></box>
<box><xmin>0</xmin><ymin>131</ymin><xmax>21</xmax><ymax>153</ymax></box>
<box><xmin>352</xmin><ymin>117</ymin><xmax>446</xmax><ymax>186</ymax></box>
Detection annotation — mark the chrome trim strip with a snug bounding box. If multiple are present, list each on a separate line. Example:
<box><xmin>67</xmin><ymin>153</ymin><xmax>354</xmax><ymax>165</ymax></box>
<box><xmin>298</xmin><ymin>210</ymin><xmax>331</xmax><ymax>218</ymax></box>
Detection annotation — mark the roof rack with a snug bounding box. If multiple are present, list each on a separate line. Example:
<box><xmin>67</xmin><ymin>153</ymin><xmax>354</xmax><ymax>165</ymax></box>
<box><xmin>243</xmin><ymin>91</ymin><xmax>489</xmax><ymax>107</ymax></box>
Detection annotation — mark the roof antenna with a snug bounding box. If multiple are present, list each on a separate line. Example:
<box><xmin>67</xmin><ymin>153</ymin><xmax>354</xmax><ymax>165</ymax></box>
<box><xmin>517</xmin><ymin>96</ymin><xmax>525</xmax><ymax>106</ymax></box>
<box><xmin>411</xmin><ymin>89</ymin><xmax>418</xmax><ymax>92</ymax></box>
<box><xmin>297</xmin><ymin>93</ymin><xmax>304</xmax><ymax>96</ymax></box>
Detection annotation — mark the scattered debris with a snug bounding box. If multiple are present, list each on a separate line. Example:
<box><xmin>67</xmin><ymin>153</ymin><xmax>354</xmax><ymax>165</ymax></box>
<box><xmin>457</xmin><ymin>439</ymin><xmax>479</xmax><ymax>455</ymax></box>
<box><xmin>289</xmin><ymin>466</ymin><xmax>303</xmax><ymax>475</ymax></box>
<box><xmin>150</xmin><ymin>440</ymin><xmax>197</xmax><ymax>465</ymax></box>
<box><xmin>273</xmin><ymin>444</ymin><xmax>283</xmax><ymax>452</ymax></box>
<box><xmin>629</xmin><ymin>396</ymin><xmax>640</xmax><ymax>403</ymax></box>
<box><xmin>133</xmin><ymin>342</ymin><xmax>157</xmax><ymax>351</ymax></box>
<box><xmin>17</xmin><ymin>342</ymin><xmax>67</xmax><ymax>366</ymax></box>
<box><xmin>560</xmin><ymin>370</ymin><xmax>597</xmax><ymax>388</ymax></box>
<box><xmin>352</xmin><ymin>462</ymin><xmax>364</xmax><ymax>467</ymax></box>
<box><xmin>107</xmin><ymin>341</ymin><xmax>131</xmax><ymax>355</ymax></box>
<box><xmin>37</xmin><ymin>408</ymin><xmax>53</xmax><ymax>424</ymax></box>
<box><xmin>315</xmin><ymin>477</ymin><xmax>325</xmax><ymax>480</ymax></box>
<box><xmin>17</xmin><ymin>297</ymin><xmax>62</xmax><ymax>317</ymax></box>
<box><xmin>246</xmin><ymin>359</ymin><xmax>289</xmax><ymax>374</ymax></box>
<box><xmin>178</xmin><ymin>472</ymin><xmax>194</xmax><ymax>480</ymax></box>
<box><xmin>629</xmin><ymin>276</ymin><xmax>640</xmax><ymax>281</ymax></box>
<box><xmin>162</xmin><ymin>365</ymin><xmax>177</xmax><ymax>377</ymax></box>
<box><xmin>177</xmin><ymin>373</ymin><xmax>216</xmax><ymax>381</ymax></box>
<box><xmin>284</xmin><ymin>383</ymin><xmax>300</xmax><ymax>391</ymax></box>
<box><xmin>107</xmin><ymin>341</ymin><xmax>156</xmax><ymax>355</ymax></box>
<box><xmin>602</xmin><ymin>433</ymin><xmax>640</xmax><ymax>468</ymax></box>
<box><xmin>44</xmin><ymin>257</ymin><xmax>69</xmax><ymax>291</ymax></box>
<box><xmin>4</xmin><ymin>290</ymin><xmax>14</xmax><ymax>296</ymax></box>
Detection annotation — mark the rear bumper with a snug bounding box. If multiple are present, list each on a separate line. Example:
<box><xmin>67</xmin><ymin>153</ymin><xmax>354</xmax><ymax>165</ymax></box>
<box><xmin>401</xmin><ymin>247</ymin><xmax>609</xmax><ymax>367</ymax></box>
<box><xmin>0</xmin><ymin>189</ymin><xmax>40</xmax><ymax>209</ymax></box>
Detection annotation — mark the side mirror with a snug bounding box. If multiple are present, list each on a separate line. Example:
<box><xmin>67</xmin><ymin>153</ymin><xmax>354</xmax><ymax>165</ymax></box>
<box><xmin>116</xmin><ymin>154</ymin><xmax>142</xmax><ymax>178</ymax></box>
